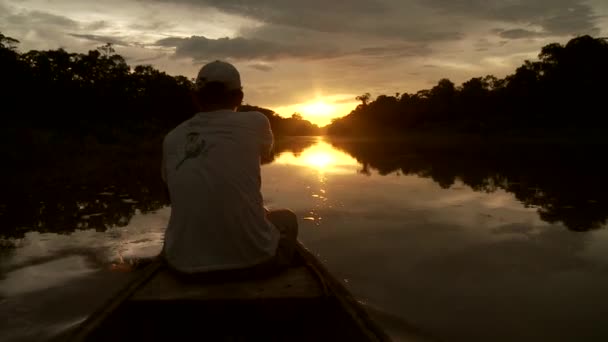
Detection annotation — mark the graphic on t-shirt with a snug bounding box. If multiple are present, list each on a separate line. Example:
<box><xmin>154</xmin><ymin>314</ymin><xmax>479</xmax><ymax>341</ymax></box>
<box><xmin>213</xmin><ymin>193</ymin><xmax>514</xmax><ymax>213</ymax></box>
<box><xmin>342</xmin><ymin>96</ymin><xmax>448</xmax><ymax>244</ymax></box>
<box><xmin>176</xmin><ymin>132</ymin><xmax>205</xmax><ymax>170</ymax></box>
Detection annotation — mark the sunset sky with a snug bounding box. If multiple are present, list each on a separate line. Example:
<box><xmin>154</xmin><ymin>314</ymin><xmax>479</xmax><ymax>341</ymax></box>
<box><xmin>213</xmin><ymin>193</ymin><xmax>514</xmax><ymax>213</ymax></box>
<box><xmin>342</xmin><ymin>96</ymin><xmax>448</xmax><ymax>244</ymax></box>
<box><xmin>1</xmin><ymin>0</ymin><xmax>607</xmax><ymax>125</ymax></box>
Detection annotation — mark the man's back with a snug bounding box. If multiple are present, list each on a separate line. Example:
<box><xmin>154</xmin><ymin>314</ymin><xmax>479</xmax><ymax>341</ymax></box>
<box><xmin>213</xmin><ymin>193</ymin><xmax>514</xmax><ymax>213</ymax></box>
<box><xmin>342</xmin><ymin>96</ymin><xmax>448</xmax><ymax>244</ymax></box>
<box><xmin>162</xmin><ymin>110</ymin><xmax>279</xmax><ymax>273</ymax></box>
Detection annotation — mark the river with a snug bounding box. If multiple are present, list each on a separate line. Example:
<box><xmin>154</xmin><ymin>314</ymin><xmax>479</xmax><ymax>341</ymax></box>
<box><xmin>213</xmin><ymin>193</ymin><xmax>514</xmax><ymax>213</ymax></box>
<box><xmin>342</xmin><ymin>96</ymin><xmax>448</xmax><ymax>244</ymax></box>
<box><xmin>2</xmin><ymin>136</ymin><xmax>608</xmax><ymax>341</ymax></box>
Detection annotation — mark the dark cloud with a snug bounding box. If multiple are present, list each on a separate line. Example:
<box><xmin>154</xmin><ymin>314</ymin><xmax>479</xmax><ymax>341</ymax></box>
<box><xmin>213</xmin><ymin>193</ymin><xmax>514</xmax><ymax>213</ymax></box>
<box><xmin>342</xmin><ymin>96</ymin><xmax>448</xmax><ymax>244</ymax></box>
<box><xmin>249</xmin><ymin>63</ymin><xmax>273</xmax><ymax>72</ymax></box>
<box><xmin>129</xmin><ymin>53</ymin><xmax>168</xmax><ymax>63</ymax></box>
<box><xmin>5</xmin><ymin>10</ymin><xmax>78</xmax><ymax>28</ymax></box>
<box><xmin>157</xmin><ymin>0</ymin><xmax>389</xmax><ymax>30</ymax></box>
<box><xmin>85</xmin><ymin>20</ymin><xmax>109</xmax><ymax>31</ymax></box>
<box><xmin>152</xmin><ymin>0</ymin><xmax>461</xmax><ymax>43</ymax></box>
<box><xmin>155</xmin><ymin>33</ymin><xmax>438</xmax><ymax>62</ymax></box>
<box><xmin>358</xmin><ymin>44</ymin><xmax>433</xmax><ymax>58</ymax></box>
<box><xmin>496</xmin><ymin>29</ymin><xmax>543</xmax><ymax>40</ymax></box>
<box><xmin>540</xmin><ymin>4</ymin><xmax>601</xmax><ymax>36</ymax></box>
<box><xmin>129</xmin><ymin>21</ymin><xmax>175</xmax><ymax>31</ymax></box>
<box><xmin>146</xmin><ymin>0</ymin><xmax>603</xmax><ymax>51</ymax></box>
<box><xmin>424</xmin><ymin>0</ymin><xmax>600</xmax><ymax>37</ymax></box>
<box><xmin>155</xmin><ymin>35</ymin><xmax>344</xmax><ymax>61</ymax></box>
<box><xmin>69</xmin><ymin>34</ymin><xmax>129</xmax><ymax>46</ymax></box>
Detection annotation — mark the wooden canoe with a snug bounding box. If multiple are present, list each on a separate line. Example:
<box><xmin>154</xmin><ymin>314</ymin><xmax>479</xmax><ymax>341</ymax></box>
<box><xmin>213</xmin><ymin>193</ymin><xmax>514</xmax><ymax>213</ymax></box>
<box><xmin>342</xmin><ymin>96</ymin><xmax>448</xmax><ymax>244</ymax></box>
<box><xmin>65</xmin><ymin>243</ymin><xmax>392</xmax><ymax>341</ymax></box>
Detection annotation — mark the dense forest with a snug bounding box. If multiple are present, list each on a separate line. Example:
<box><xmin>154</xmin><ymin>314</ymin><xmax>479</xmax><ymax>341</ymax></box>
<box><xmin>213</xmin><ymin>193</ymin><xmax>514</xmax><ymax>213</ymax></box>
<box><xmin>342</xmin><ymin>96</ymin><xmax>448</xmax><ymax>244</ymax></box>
<box><xmin>3</xmin><ymin>33</ymin><xmax>606</xmax><ymax>146</ymax></box>
<box><xmin>328</xmin><ymin>35</ymin><xmax>608</xmax><ymax>138</ymax></box>
<box><xmin>0</xmin><ymin>32</ymin><xmax>320</xmax><ymax>150</ymax></box>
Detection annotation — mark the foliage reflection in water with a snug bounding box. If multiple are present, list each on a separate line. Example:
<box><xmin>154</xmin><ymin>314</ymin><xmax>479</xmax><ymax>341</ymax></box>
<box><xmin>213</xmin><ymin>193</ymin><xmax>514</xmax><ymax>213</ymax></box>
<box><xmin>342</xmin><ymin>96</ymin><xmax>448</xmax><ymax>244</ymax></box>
<box><xmin>2</xmin><ymin>136</ymin><xmax>607</xmax><ymax>240</ymax></box>
<box><xmin>2</xmin><ymin>137</ymin><xmax>608</xmax><ymax>342</ymax></box>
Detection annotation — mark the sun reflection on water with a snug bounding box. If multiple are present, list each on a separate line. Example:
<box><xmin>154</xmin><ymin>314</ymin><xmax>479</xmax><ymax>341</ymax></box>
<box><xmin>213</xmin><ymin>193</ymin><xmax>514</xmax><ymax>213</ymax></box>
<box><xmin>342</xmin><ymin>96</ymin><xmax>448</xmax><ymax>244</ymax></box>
<box><xmin>271</xmin><ymin>138</ymin><xmax>360</xmax><ymax>226</ymax></box>
<box><xmin>273</xmin><ymin>139</ymin><xmax>360</xmax><ymax>174</ymax></box>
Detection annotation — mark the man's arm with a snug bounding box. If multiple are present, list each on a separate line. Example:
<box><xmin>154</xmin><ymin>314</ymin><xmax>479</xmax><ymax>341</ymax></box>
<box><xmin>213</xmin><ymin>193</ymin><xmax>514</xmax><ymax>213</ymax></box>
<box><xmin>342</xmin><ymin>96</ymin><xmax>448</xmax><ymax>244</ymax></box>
<box><xmin>259</xmin><ymin>114</ymin><xmax>274</xmax><ymax>160</ymax></box>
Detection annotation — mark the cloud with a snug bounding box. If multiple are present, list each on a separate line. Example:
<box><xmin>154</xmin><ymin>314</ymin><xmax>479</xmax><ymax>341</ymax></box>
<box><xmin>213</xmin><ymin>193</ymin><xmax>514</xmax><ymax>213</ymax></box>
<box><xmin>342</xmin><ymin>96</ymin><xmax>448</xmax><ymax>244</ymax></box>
<box><xmin>84</xmin><ymin>20</ymin><xmax>109</xmax><ymax>31</ymax></box>
<box><xmin>153</xmin><ymin>0</ymin><xmax>463</xmax><ymax>43</ymax></box>
<box><xmin>144</xmin><ymin>0</ymin><xmax>601</xmax><ymax>68</ymax></box>
<box><xmin>249</xmin><ymin>63</ymin><xmax>273</xmax><ymax>72</ymax></box>
<box><xmin>495</xmin><ymin>29</ymin><xmax>543</xmax><ymax>40</ymax></box>
<box><xmin>4</xmin><ymin>9</ymin><xmax>79</xmax><ymax>29</ymax></box>
<box><xmin>0</xmin><ymin>6</ymin><xmax>84</xmax><ymax>50</ymax></box>
<box><xmin>539</xmin><ymin>3</ymin><xmax>601</xmax><ymax>36</ymax></box>
<box><xmin>155</xmin><ymin>35</ymin><xmax>345</xmax><ymax>61</ymax></box>
<box><xmin>69</xmin><ymin>33</ymin><xmax>129</xmax><ymax>46</ymax></box>
<box><xmin>357</xmin><ymin>44</ymin><xmax>433</xmax><ymax>58</ymax></box>
<box><xmin>129</xmin><ymin>53</ymin><xmax>169</xmax><ymax>64</ymax></box>
<box><xmin>155</xmin><ymin>32</ymin><xmax>439</xmax><ymax>62</ymax></box>
<box><xmin>425</xmin><ymin>0</ymin><xmax>600</xmax><ymax>37</ymax></box>
<box><xmin>129</xmin><ymin>21</ymin><xmax>175</xmax><ymax>31</ymax></box>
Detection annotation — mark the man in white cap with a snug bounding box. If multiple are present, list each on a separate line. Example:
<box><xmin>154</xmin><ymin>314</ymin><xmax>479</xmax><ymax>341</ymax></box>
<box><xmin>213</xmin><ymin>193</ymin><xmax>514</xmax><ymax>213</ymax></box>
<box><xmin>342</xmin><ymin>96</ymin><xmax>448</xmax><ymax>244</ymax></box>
<box><xmin>161</xmin><ymin>60</ymin><xmax>298</xmax><ymax>275</ymax></box>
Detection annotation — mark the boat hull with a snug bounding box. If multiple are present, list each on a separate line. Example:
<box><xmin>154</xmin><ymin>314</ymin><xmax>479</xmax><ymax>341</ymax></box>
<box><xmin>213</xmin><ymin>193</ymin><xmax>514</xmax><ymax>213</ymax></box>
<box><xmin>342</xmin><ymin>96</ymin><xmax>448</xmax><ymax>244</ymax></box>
<box><xmin>66</xmin><ymin>243</ymin><xmax>390</xmax><ymax>341</ymax></box>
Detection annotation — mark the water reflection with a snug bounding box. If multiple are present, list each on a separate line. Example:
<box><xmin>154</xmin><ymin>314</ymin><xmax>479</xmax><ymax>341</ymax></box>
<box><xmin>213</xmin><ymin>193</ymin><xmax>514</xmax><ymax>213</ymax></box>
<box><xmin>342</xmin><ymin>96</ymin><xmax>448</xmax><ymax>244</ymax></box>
<box><xmin>273</xmin><ymin>138</ymin><xmax>360</xmax><ymax>174</ymax></box>
<box><xmin>267</xmin><ymin>138</ymin><xmax>363</xmax><ymax>226</ymax></box>
<box><xmin>0</xmin><ymin>138</ymin><xmax>318</xmax><ymax>238</ymax></box>
<box><xmin>326</xmin><ymin>138</ymin><xmax>608</xmax><ymax>232</ymax></box>
<box><xmin>3</xmin><ymin>137</ymin><xmax>608</xmax><ymax>341</ymax></box>
<box><xmin>1</xmin><ymin>137</ymin><xmax>606</xmax><ymax>239</ymax></box>
<box><xmin>0</xmin><ymin>256</ymin><xmax>96</xmax><ymax>296</ymax></box>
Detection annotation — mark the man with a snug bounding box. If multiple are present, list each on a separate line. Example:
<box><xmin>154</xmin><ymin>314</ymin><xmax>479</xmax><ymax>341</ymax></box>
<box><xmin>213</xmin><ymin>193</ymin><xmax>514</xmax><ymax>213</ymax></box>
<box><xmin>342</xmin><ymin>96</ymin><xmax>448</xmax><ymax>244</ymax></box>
<box><xmin>161</xmin><ymin>60</ymin><xmax>298</xmax><ymax>274</ymax></box>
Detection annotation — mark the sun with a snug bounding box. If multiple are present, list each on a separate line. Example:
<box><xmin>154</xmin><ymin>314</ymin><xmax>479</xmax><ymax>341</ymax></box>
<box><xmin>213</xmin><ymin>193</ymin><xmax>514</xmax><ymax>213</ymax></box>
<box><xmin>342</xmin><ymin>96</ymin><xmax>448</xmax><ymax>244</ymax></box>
<box><xmin>300</xmin><ymin>101</ymin><xmax>335</xmax><ymax>117</ymax></box>
<box><xmin>272</xmin><ymin>95</ymin><xmax>359</xmax><ymax>126</ymax></box>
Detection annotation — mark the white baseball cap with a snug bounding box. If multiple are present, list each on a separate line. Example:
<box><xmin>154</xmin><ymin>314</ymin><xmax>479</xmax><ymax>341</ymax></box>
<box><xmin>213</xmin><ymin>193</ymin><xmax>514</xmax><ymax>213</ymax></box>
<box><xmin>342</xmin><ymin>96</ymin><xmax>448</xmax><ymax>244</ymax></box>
<box><xmin>195</xmin><ymin>60</ymin><xmax>242</xmax><ymax>90</ymax></box>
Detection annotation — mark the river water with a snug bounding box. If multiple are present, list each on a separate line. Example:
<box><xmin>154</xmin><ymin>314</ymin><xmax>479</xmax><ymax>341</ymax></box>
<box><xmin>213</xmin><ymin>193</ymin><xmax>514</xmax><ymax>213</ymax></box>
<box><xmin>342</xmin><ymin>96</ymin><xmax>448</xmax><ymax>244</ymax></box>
<box><xmin>2</xmin><ymin>136</ymin><xmax>608</xmax><ymax>341</ymax></box>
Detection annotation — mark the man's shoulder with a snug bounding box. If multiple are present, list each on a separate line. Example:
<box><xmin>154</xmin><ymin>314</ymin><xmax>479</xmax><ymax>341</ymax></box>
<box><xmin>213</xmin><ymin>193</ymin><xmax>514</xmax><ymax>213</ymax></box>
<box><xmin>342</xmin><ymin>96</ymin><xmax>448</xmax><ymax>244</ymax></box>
<box><xmin>163</xmin><ymin>119</ymin><xmax>192</xmax><ymax>145</ymax></box>
<box><xmin>235</xmin><ymin>110</ymin><xmax>264</xmax><ymax>118</ymax></box>
<box><xmin>239</xmin><ymin>111</ymin><xmax>271</xmax><ymax>125</ymax></box>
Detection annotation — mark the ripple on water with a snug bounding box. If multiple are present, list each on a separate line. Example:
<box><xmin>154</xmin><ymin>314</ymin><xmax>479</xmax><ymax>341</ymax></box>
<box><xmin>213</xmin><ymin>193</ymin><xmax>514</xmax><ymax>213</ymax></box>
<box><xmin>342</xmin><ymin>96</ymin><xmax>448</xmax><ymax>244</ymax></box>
<box><xmin>0</xmin><ymin>255</ymin><xmax>96</xmax><ymax>297</ymax></box>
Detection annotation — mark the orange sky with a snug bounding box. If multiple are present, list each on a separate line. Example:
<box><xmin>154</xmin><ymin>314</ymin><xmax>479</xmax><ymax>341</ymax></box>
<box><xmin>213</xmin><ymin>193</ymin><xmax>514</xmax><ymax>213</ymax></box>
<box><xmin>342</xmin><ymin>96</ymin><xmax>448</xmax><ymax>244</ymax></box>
<box><xmin>273</xmin><ymin>95</ymin><xmax>360</xmax><ymax>126</ymax></box>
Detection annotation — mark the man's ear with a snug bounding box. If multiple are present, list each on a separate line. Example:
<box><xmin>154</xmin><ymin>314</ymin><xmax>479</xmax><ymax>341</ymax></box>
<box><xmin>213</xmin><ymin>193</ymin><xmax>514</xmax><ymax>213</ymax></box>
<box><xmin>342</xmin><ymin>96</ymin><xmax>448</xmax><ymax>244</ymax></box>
<box><xmin>233</xmin><ymin>89</ymin><xmax>244</xmax><ymax>108</ymax></box>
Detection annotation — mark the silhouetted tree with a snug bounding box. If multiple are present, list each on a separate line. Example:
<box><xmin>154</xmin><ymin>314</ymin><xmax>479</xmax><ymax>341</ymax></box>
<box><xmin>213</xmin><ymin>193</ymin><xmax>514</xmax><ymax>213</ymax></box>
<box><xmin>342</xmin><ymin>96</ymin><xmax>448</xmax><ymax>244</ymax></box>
<box><xmin>0</xmin><ymin>33</ymin><xmax>19</xmax><ymax>50</ymax></box>
<box><xmin>356</xmin><ymin>92</ymin><xmax>371</xmax><ymax>106</ymax></box>
<box><xmin>97</xmin><ymin>43</ymin><xmax>115</xmax><ymax>57</ymax></box>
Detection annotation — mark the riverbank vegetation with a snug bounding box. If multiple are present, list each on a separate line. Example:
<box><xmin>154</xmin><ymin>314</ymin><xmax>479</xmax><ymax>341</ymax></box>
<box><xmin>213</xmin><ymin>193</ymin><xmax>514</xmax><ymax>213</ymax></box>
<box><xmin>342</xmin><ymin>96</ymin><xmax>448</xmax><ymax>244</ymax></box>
<box><xmin>328</xmin><ymin>35</ymin><xmax>608</xmax><ymax>140</ymax></box>
<box><xmin>0</xmin><ymin>32</ymin><xmax>320</xmax><ymax>152</ymax></box>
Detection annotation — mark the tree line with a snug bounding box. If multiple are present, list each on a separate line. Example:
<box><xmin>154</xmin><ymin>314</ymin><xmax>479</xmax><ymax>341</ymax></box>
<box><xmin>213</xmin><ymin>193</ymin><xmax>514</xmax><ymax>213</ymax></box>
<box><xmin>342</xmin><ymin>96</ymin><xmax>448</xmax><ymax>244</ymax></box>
<box><xmin>328</xmin><ymin>35</ymin><xmax>608</xmax><ymax>138</ymax></box>
<box><xmin>0</xmin><ymin>33</ymin><xmax>320</xmax><ymax>152</ymax></box>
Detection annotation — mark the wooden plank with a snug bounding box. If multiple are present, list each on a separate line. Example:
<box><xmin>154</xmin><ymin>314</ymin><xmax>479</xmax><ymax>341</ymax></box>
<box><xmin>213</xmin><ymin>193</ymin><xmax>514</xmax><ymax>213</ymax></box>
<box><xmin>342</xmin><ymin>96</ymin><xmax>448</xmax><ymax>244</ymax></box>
<box><xmin>131</xmin><ymin>265</ymin><xmax>324</xmax><ymax>302</ymax></box>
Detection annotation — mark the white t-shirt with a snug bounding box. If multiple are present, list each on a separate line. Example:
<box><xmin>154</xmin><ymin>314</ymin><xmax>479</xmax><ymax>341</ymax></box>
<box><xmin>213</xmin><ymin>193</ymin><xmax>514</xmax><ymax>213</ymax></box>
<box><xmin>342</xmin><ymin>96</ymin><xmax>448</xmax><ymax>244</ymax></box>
<box><xmin>161</xmin><ymin>110</ymin><xmax>279</xmax><ymax>273</ymax></box>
